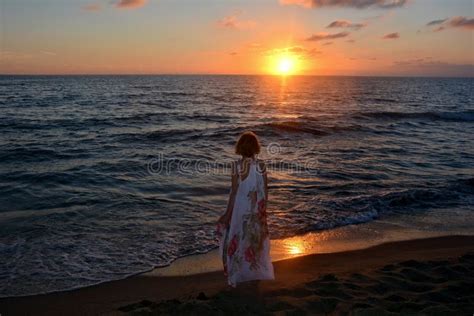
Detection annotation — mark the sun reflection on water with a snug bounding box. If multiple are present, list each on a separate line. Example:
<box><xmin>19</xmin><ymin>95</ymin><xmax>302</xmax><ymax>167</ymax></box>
<box><xmin>288</xmin><ymin>243</ymin><xmax>304</xmax><ymax>255</ymax></box>
<box><xmin>282</xmin><ymin>238</ymin><xmax>307</xmax><ymax>257</ymax></box>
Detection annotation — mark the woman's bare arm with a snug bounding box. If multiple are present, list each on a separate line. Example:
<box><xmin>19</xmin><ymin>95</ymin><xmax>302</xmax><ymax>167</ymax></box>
<box><xmin>219</xmin><ymin>161</ymin><xmax>239</xmax><ymax>226</ymax></box>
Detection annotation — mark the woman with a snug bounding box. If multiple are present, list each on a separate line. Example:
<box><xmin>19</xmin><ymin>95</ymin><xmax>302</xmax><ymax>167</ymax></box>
<box><xmin>217</xmin><ymin>131</ymin><xmax>274</xmax><ymax>287</ymax></box>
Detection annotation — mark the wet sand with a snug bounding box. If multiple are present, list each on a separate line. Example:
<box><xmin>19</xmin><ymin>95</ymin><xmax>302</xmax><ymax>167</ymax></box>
<box><xmin>0</xmin><ymin>235</ymin><xmax>473</xmax><ymax>315</ymax></box>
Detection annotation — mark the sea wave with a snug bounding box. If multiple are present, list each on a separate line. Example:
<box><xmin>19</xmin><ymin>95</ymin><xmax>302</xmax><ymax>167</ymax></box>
<box><xmin>2</xmin><ymin>177</ymin><xmax>472</xmax><ymax>298</ymax></box>
<box><xmin>250</xmin><ymin>120</ymin><xmax>368</xmax><ymax>138</ymax></box>
<box><xmin>1</xmin><ymin>75</ymin><xmax>473</xmax><ymax>298</ymax></box>
<box><xmin>0</xmin><ymin>146</ymin><xmax>82</xmax><ymax>163</ymax></box>
<box><xmin>353</xmin><ymin>110</ymin><xmax>474</xmax><ymax>122</ymax></box>
<box><xmin>270</xmin><ymin>177</ymin><xmax>474</xmax><ymax>238</ymax></box>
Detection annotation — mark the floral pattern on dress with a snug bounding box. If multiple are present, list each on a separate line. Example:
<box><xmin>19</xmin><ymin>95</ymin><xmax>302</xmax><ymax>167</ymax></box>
<box><xmin>217</xmin><ymin>159</ymin><xmax>274</xmax><ymax>286</ymax></box>
<box><xmin>227</xmin><ymin>235</ymin><xmax>238</xmax><ymax>257</ymax></box>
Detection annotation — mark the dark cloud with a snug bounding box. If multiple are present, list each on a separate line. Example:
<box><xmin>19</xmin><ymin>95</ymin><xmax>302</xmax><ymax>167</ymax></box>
<box><xmin>280</xmin><ymin>0</ymin><xmax>407</xmax><ymax>9</ymax></box>
<box><xmin>327</xmin><ymin>20</ymin><xmax>367</xmax><ymax>30</ymax></box>
<box><xmin>426</xmin><ymin>18</ymin><xmax>447</xmax><ymax>26</ymax></box>
<box><xmin>382</xmin><ymin>32</ymin><xmax>400</xmax><ymax>39</ymax></box>
<box><xmin>305</xmin><ymin>31</ymin><xmax>350</xmax><ymax>41</ymax></box>
<box><xmin>426</xmin><ymin>16</ymin><xmax>474</xmax><ymax>31</ymax></box>
<box><xmin>394</xmin><ymin>58</ymin><xmax>427</xmax><ymax>66</ymax></box>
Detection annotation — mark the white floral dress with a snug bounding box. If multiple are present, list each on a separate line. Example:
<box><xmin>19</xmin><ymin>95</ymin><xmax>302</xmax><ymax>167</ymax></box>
<box><xmin>217</xmin><ymin>158</ymin><xmax>274</xmax><ymax>287</ymax></box>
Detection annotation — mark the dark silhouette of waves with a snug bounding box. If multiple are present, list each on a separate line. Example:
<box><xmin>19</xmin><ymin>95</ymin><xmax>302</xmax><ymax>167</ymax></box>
<box><xmin>353</xmin><ymin>110</ymin><xmax>474</xmax><ymax>122</ymax></box>
<box><xmin>271</xmin><ymin>177</ymin><xmax>474</xmax><ymax>238</ymax></box>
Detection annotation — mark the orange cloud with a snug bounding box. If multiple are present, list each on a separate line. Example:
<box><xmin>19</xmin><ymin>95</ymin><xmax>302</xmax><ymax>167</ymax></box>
<box><xmin>217</xmin><ymin>12</ymin><xmax>256</xmax><ymax>30</ymax></box>
<box><xmin>382</xmin><ymin>32</ymin><xmax>400</xmax><ymax>39</ymax></box>
<box><xmin>82</xmin><ymin>4</ymin><xmax>101</xmax><ymax>12</ymax></box>
<box><xmin>280</xmin><ymin>0</ymin><xmax>407</xmax><ymax>9</ymax></box>
<box><xmin>448</xmin><ymin>16</ymin><xmax>474</xmax><ymax>29</ymax></box>
<box><xmin>115</xmin><ymin>0</ymin><xmax>148</xmax><ymax>9</ymax></box>
<box><xmin>264</xmin><ymin>46</ymin><xmax>321</xmax><ymax>59</ymax></box>
<box><xmin>305</xmin><ymin>31</ymin><xmax>350</xmax><ymax>41</ymax></box>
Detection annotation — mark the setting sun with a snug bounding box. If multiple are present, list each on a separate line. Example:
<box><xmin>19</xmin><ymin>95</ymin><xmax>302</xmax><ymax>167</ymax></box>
<box><xmin>1</xmin><ymin>1</ymin><xmax>473</xmax><ymax>312</ymax></box>
<box><xmin>264</xmin><ymin>51</ymin><xmax>300</xmax><ymax>76</ymax></box>
<box><xmin>275</xmin><ymin>56</ymin><xmax>297</xmax><ymax>75</ymax></box>
<box><xmin>277</xmin><ymin>57</ymin><xmax>294</xmax><ymax>75</ymax></box>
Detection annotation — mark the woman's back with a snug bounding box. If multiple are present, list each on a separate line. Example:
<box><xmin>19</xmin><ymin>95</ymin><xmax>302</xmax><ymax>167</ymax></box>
<box><xmin>219</xmin><ymin>156</ymin><xmax>274</xmax><ymax>286</ymax></box>
<box><xmin>235</xmin><ymin>158</ymin><xmax>263</xmax><ymax>196</ymax></box>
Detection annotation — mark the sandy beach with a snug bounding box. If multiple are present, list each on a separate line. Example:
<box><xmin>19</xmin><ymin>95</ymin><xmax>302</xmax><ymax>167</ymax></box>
<box><xmin>1</xmin><ymin>235</ymin><xmax>473</xmax><ymax>315</ymax></box>
<box><xmin>2</xmin><ymin>0</ymin><xmax>474</xmax><ymax>314</ymax></box>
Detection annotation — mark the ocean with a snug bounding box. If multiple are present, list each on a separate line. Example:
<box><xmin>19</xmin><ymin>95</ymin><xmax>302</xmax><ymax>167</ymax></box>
<box><xmin>0</xmin><ymin>75</ymin><xmax>473</xmax><ymax>297</ymax></box>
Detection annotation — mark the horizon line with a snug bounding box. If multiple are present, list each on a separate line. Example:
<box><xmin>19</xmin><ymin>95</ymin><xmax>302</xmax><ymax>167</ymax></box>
<box><xmin>1</xmin><ymin>73</ymin><xmax>473</xmax><ymax>79</ymax></box>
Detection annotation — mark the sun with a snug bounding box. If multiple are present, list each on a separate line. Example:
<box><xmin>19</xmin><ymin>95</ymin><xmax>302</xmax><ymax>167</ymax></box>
<box><xmin>274</xmin><ymin>55</ymin><xmax>297</xmax><ymax>75</ymax></box>
<box><xmin>278</xmin><ymin>58</ymin><xmax>293</xmax><ymax>73</ymax></box>
<box><xmin>263</xmin><ymin>49</ymin><xmax>302</xmax><ymax>75</ymax></box>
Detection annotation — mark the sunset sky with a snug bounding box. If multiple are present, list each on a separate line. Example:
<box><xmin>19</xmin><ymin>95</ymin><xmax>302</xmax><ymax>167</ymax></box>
<box><xmin>0</xmin><ymin>0</ymin><xmax>473</xmax><ymax>76</ymax></box>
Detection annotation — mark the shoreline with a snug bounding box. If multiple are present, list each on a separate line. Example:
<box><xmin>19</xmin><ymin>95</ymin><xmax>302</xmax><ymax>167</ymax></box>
<box><xmin>1</xmin><ymin>234</ymin><xmax>473</xmax><ymax>315</ymax></box>
<box><xmin>3</xmin><ymin>217</ymin><xmax>471</xmax><ymax>297</ymax></box>
<box><xmin>146</xmin><ymin>217</ymin><xmax>474</xmax><ymax>277</ymax></box>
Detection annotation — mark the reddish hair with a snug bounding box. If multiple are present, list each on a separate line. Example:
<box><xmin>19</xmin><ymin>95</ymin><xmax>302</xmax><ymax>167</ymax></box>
<box><xmin>235</xmin><ymin>131</ymin><xmax>261</xmax><ymax>157</ymax></box>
